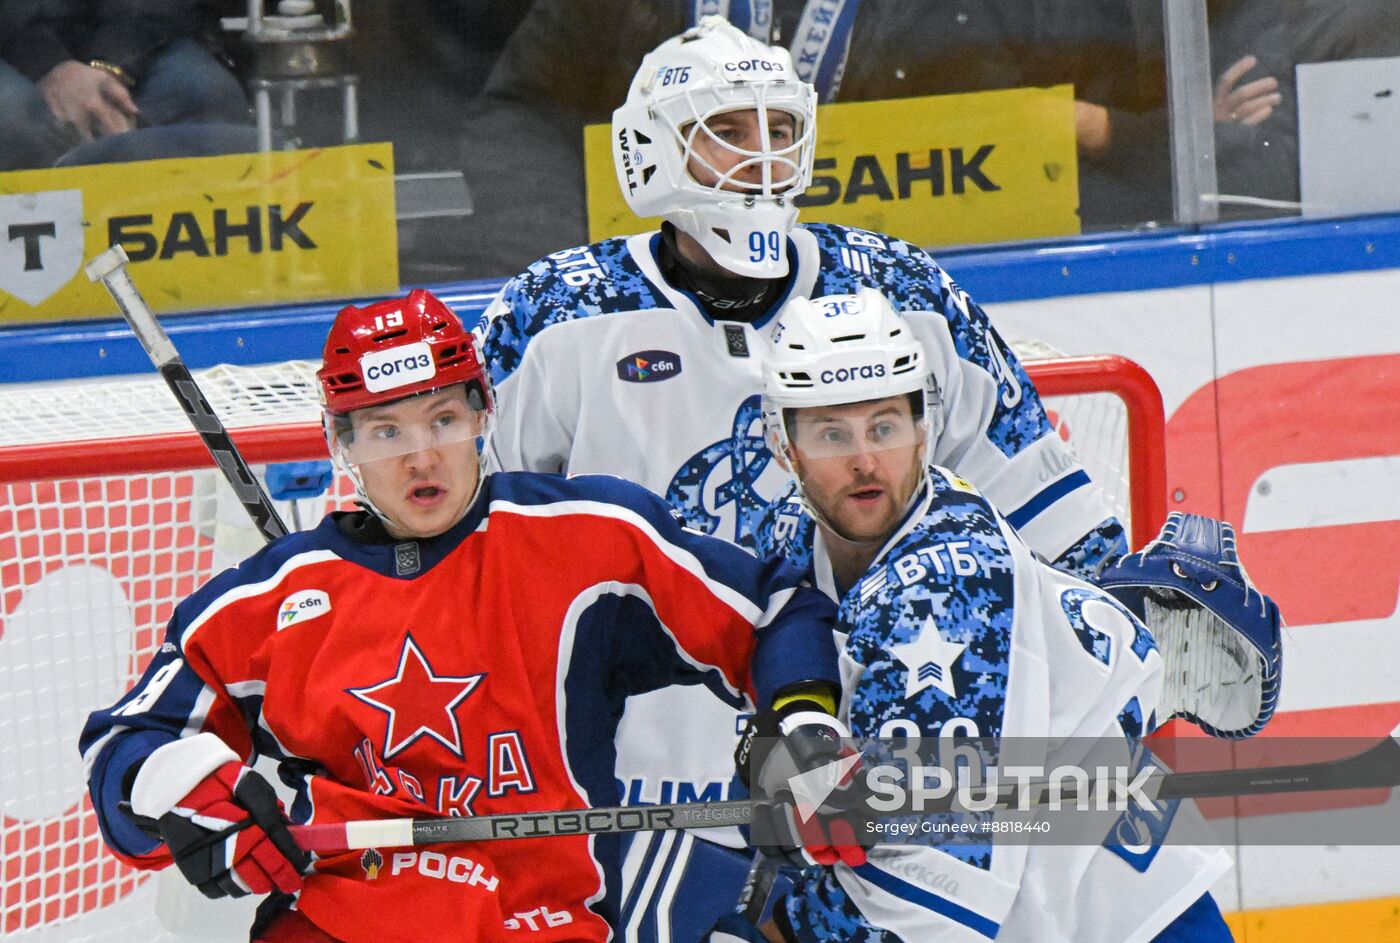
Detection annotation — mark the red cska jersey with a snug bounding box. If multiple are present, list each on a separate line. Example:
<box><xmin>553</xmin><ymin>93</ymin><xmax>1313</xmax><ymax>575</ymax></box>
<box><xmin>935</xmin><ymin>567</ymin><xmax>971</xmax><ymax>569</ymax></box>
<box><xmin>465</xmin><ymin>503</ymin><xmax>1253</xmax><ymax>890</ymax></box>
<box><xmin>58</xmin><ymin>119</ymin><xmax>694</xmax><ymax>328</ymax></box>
<box><xmin>82</xmin><ymin>472</ymin><xmax>838</xmax><ymax>941</ymax></box>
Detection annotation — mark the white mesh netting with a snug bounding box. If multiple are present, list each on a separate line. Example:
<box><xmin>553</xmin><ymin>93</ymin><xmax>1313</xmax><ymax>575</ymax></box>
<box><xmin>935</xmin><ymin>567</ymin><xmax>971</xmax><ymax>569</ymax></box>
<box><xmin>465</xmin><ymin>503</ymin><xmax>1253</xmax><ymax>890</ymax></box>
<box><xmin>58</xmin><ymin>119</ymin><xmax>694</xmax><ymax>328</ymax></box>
<box><xmin>0</xmin><ymin>362</ymin><xmax>324</xmax><ymax>448</ymax></box>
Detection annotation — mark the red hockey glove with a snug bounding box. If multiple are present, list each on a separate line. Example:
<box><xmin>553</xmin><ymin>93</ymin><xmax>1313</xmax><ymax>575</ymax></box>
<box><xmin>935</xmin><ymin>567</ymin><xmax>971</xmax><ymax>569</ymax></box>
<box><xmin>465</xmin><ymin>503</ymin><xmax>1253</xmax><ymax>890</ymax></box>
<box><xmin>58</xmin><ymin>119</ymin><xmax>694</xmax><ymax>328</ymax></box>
<box><xmin>737</xmin><ymin>703</ymin><xmax>873</xmax><ymax>868</ymax></box>
<box><xmin>130</xmin><ymin>733</ymin><xmax>308</xmax><ymax>899</ymax></box>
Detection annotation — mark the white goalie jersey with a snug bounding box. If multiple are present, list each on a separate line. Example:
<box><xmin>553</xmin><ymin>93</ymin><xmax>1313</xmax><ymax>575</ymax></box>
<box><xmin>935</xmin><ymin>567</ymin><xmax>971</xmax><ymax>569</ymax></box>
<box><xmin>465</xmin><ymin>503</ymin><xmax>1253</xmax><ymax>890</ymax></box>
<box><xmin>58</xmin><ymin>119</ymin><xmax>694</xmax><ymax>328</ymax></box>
<box><xmin>477</xmin><ymin>223</ymin><xmax>1126</xmax><ymax>571</ymax></box>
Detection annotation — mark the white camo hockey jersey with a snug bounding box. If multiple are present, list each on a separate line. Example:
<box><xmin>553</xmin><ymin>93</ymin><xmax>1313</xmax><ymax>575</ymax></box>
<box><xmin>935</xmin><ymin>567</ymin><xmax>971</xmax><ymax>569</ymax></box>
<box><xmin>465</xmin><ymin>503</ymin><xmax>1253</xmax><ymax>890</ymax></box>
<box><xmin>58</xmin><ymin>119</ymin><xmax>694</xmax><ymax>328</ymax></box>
<box><xmin>478</xmin><ymin>223</ymin><xmax>1126</xmax><ymax>571</ymax></box>
<box><xmin>477</xmin><ymin>222</ymin><xmax>1129</xmax><ymax>859</ymax></box>
<box><xmin>755</xmin><ymin>470</ymin><xmax>1232</xmax><ymax>943</ymax></box>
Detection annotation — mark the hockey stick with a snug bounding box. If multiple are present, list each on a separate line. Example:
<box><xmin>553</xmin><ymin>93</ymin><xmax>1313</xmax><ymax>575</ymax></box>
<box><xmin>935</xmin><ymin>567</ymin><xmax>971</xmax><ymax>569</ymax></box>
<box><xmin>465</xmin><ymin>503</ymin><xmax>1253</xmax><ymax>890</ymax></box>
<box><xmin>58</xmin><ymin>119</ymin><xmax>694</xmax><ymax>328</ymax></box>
<box><xmin>291</xmin><ymin>733</ymin><xmax>1400</xmax><ymax>852</ymax></box>
<box><xmin>84</xmin><ymin>245</ymin><xmax>288</xmax><ymax>542</ymax></box>
<box><xmin>737</xmin><ymin>854</ymin><xmax>780</xmax><ymax>923</ymax></box>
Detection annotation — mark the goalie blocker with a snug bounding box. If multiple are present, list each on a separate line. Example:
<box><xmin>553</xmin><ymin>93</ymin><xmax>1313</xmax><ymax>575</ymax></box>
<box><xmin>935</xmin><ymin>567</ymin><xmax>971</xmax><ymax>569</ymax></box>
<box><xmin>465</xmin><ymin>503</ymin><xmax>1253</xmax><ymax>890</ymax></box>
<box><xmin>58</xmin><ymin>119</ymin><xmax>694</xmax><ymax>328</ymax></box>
<box><xmin>1099</xmin><ymin>512</ymin><xmax>1284</xmax><ymax>739</ymax></box>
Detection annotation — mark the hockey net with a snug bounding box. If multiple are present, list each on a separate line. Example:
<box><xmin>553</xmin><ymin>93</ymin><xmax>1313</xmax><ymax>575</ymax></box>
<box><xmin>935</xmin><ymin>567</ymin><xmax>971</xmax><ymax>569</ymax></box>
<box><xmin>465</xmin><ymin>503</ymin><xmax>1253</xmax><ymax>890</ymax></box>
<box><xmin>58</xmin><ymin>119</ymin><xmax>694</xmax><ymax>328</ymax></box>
<box><xmin>0</xmin><ymin>354</ymin><xmax>1165</xmax><ymax>941</ymax></box>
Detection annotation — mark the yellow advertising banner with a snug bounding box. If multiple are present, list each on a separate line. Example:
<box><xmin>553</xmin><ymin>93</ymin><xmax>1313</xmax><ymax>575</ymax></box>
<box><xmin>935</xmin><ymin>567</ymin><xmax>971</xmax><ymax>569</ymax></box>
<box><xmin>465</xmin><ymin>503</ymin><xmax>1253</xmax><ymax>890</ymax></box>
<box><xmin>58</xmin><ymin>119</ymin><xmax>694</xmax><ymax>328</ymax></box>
<box><xmin>585</xmin><ymin>85</ymin><xmax>1080</xmax><ymax>247</ymax></box>
<box><xmin>0</xmin><ymin>143</ymin><xmax>398</xmax><ymax>324</ymax></box>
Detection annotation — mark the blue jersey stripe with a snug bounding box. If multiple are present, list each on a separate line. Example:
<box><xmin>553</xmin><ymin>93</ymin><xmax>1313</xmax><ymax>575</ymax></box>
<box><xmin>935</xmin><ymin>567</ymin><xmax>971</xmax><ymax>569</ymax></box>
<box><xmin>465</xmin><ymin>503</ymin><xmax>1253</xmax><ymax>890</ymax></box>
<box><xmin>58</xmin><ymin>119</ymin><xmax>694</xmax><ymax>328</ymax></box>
<box><xmin>851</xmin><ymin>863</ymin><xmax>1000</xmax><ymax>939</ymax></box>
<box><xmin>1006</xmin><ymin>470</ymin><xmax>1091</xmax><ymax>530</ymax></box>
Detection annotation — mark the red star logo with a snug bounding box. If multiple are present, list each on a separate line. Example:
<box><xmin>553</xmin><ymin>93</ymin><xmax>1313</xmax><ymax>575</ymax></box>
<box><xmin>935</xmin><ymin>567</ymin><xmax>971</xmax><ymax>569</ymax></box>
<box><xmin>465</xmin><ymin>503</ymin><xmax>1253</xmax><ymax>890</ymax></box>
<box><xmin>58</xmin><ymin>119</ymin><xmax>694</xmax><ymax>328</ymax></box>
<box><xmin>347</xmin><ymin>634</ymin><xmax>484</xmax><ymax>760</ymax></box>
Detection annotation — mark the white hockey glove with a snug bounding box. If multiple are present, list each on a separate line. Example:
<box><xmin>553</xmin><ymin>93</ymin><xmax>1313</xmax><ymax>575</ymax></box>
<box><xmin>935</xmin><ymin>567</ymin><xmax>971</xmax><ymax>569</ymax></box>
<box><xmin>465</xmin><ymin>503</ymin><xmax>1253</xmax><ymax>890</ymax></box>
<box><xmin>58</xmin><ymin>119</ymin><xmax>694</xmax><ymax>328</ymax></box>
<box><xmin>1099</xmin><ymin>513</ymin><xmax>1283</xmax><ymax>738</ymax></box>
<box><xmin>129</xmin><ymin>733</ymin><xmax>308</xmax><ymax>898</ymax></box>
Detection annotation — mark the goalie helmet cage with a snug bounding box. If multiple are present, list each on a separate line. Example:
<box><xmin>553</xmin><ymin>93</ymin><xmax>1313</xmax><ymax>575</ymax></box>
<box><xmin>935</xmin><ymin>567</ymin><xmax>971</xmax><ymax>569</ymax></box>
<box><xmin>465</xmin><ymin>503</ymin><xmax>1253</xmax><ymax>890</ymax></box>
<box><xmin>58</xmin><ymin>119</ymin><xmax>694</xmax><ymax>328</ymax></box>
<box><xmin>0</xmin><ymin>354</ymin><xmax>1165</xmax><ymax>941</ymax></box>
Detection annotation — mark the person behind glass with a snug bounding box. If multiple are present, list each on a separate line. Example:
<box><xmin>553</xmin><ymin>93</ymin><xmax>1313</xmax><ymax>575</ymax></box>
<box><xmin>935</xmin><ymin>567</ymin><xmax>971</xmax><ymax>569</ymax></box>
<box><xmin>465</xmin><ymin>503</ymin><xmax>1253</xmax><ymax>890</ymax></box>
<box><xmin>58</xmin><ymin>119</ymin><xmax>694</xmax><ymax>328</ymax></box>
<box><xmin>457</xmin><ymin>0</ymin><xmax>1209</xmax><ymax>273</ymax></box>
<box><xmin>0</xmin><ymin>0</ymin><xmax>249</xmax><ymax>171</ymax></box>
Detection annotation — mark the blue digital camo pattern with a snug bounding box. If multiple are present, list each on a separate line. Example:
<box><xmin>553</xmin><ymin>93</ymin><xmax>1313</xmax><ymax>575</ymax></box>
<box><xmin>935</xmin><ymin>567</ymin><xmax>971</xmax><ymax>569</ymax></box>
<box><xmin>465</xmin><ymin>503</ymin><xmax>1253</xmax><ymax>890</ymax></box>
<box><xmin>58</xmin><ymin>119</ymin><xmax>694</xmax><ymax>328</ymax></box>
<box><xmin>786</xmin><ymin>876</ymin><xmax>888</xmax><ymax>943</ymax></box>
<box><xmin>484</xmin><ymin>226</ymin><xmax>1078</xmax><ymax>561</ymax></box>
<box><xmin>481</xmin><ymin>237</ymin><xmax>664</xmax><ymax>387</ymax></box>
<box><xmin>1060</xmin><ymin>587</ymin><xmax>1115</xmax><ymax>666</ymax></box>
<box><xmin>1130</xmin><ymin>613</ymin><xmax>1157</xmax><ymax>663</ymax></box>
<box><xmin>1118</xmin><ymin>696</ymin><xmax>1145</xmax><ymax>742</ymax></box>
<box><xmin>841</xmin><ymin>472</ymin><xmax>1013</xmax><ymax>752</ymax></box>
<box><xmin>750</xmin><ymin>479</ymin><xmax>816</xmax><ymax>573</ymax></box>
<box><xmin>1060</xmin><ymin>586</ymin><xmax>1157</xmax><ymax>669</ymax></box>
<box><xmin>1103</xmin><ymin>696</ymin><xmax>1178</xmax><ymax>874</ymax></box>
<box><xmin>663</xmin><ymin>394</ymin><xmax>774</xmax><ymax>548</ymax></box>
<box><xmin>1050</xmin><ymin>519</ymin><xmax>1130</xmax><ymax>583</ymax></box>
<box><xmin>801</xmin><ymin>223</ymin><xmax>1052</xmax><ymax>459</ymax></box>
<box><xmin>785</xmin><ymin>471</ymin><xmax>1017</xmax><ymax>940</ymax></box>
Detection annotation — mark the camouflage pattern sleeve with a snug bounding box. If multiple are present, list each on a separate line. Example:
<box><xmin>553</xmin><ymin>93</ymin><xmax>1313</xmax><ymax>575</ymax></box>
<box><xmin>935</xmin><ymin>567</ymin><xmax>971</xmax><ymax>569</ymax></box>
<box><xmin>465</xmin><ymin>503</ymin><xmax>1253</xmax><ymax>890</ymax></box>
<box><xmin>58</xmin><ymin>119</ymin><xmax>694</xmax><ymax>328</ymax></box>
<box><xmin>750</xmin><ymin>479</ymin><xmax>818</xmax><ymax>574</ymax></box>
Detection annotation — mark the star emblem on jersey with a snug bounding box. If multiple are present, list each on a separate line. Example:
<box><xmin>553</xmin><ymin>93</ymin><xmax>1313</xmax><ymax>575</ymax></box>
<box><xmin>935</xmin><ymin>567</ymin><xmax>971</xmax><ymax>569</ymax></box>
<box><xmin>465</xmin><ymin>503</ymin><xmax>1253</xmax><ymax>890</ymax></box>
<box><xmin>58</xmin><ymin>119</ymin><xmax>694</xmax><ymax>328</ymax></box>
<box><xmin>347</xmin><ymin>634</ymin><xmax>484</xmax><ymax>760</ymax></box>
<box><xmin>891</xmin><ymin>617</ymin><xmax>968</xmax><ymax>700</ymax></box>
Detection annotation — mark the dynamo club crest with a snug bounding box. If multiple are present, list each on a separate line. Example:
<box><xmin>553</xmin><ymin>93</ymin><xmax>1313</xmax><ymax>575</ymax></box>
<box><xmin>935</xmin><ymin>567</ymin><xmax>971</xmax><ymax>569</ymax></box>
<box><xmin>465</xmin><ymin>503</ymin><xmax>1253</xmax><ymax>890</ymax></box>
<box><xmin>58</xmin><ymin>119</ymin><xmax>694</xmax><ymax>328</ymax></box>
<box><xmin>665</xmin><ymin>395</ymin><xmax>777</xmax><ymax>549</ymax></box>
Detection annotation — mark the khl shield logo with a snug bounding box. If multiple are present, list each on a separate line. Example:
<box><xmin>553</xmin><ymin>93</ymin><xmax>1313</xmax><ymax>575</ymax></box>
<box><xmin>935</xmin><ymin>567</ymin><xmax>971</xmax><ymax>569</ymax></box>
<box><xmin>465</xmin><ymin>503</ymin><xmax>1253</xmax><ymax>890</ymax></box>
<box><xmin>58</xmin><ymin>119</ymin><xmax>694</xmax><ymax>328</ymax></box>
<box><xmin>0</xmin><ymin>190</ymin><xmax>84</xmax><ymax>306</ymax></box>
<box><xmin>616</xmin><ymin>349</ymin><xmax>682</xmax><ymax>383</ymax></box>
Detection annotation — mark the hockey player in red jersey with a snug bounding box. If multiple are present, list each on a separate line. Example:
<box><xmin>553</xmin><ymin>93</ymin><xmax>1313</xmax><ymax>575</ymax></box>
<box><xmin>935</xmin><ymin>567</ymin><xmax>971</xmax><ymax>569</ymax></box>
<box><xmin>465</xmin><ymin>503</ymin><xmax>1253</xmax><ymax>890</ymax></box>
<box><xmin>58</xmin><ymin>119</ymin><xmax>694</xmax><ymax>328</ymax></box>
<box><xmin>80</xmin><ymin>289</ymin><xmax>845</xmax><ymax>942</ymax></box>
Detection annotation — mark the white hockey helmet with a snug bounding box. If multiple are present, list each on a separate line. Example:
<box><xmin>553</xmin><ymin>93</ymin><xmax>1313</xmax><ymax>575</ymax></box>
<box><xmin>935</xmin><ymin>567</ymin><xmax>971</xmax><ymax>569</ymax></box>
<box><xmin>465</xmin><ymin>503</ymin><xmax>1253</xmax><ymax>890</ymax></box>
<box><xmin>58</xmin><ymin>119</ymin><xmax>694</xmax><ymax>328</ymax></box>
<box><xmin>611</xmin><ymin>16</ymin><xmax>817</xmax><ymax>278</ymax></box>
<box><xmin>763</xmin><ymin>287</ymin><xmax>944</xmax><ymax>465</ymax></box>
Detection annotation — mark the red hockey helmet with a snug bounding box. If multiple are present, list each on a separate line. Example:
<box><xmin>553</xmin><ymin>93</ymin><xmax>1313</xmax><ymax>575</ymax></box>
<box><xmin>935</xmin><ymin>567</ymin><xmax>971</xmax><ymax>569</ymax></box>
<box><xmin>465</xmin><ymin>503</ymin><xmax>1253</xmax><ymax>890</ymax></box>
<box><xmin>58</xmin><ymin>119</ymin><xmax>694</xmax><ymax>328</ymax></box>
<box><xmin>317</xmin><ymin>289</ymin><xmax>489</xmax><ymax>415</ymax></box>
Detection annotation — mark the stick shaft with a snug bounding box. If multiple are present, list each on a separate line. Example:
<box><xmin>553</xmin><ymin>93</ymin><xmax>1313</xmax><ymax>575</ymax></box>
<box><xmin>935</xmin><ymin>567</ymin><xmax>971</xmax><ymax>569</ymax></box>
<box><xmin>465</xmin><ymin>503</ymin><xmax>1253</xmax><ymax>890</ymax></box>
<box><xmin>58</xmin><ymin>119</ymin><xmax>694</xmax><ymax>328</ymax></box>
<box><xmin>291</xmin><ymin>737</ymin><xmax>1400</xmax><ymax>852</ymax></box>
<box><xmin>85</xmin><ymin>247</ymin><xmax>288</xmax><ymax>542</ymax></box>
<box><xmin>738</xmin><ymin>855</ymin><xmax>780</xmax><ymax>923</ymax></box>
<box><xmin>291</xmin><ymin>800</ymin><xmax>756</xmax><ymax>852</ymax></box>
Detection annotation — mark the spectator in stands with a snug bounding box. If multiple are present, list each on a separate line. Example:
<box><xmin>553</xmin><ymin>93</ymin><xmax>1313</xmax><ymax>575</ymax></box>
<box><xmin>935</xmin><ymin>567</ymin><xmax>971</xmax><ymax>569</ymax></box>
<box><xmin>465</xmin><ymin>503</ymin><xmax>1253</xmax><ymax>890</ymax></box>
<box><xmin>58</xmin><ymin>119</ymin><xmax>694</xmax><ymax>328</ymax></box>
<box><xmin>457</xmin><ymin>0</ymin><xmax>1303</xmax><ymax>269</ymax></box>
<box><xmin>457</xmin><ymin>0</ymin><xmax>1400</xmax><ymax>277</ymax></box>
<box><xmin>456</xmin><ymin>0</ymin><xmax>1154</xmax><ymax>277</ymax></box>
<box><xmin>1292</xmin><ymin>0</ymin><xmax>1400</xmax><ymax>63</ymax></box>
<box><xmin>1083</xmin><ymin>0</ymin><xmax>1297</xmax><ymax>221</ymax></box>
<box><xmin>1099</xmin><ymin>0</ymin><xmax>1400</xmax><ymax>220</ymax></box>
<box><xmin>0</xmin><ymin>0</ymin><xmax>250</xmax><ymax>171</ymax></box>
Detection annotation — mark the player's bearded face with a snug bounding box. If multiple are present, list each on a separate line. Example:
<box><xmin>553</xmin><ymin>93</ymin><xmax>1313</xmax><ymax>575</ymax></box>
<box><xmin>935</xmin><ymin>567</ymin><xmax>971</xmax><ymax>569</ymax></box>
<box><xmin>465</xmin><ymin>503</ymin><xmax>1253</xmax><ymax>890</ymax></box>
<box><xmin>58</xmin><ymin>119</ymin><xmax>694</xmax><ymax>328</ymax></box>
<box><xmin>345</xmin><ymin>386</ymin><xmax>485</xmax><ymax>539</ymax></box>
<box><xmin>683</xmin><ymin>108</ymin><xmax>801</xmax><ymax>193</ymax></box>
<box><xmin>789</xmin><ymin>396</ymin><xmax>926</xmax><ymax>543</ymax></box>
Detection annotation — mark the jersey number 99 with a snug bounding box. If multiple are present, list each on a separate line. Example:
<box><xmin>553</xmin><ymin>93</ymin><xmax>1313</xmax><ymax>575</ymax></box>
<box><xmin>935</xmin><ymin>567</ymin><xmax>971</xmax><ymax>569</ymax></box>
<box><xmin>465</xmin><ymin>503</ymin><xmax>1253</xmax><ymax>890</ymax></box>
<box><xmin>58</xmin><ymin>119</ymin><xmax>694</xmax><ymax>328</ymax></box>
<box><xmin>749</xmin><ymin>231</ymin><xmax>782</xmax><ymax>264</ymax></box>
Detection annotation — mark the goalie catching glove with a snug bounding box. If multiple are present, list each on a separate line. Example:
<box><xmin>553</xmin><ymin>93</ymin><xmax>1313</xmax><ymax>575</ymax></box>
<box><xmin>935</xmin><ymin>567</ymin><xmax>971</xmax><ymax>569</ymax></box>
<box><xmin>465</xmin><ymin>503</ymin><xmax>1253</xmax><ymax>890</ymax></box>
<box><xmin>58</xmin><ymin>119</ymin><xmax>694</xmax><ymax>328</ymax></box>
<box><xmin>129</xmin><ymin>732</ymin><xmax>309</xmax><ymax>898</ymax></box>
<box><xmin>1099</xmin><ymin>512</ymin><xmax>1283</xmax><ymax>739</ymax></box>
<box><xmin>736</xmin><ymin>698</ymin><xmax>873</xmax><ymax>868</ymax></box>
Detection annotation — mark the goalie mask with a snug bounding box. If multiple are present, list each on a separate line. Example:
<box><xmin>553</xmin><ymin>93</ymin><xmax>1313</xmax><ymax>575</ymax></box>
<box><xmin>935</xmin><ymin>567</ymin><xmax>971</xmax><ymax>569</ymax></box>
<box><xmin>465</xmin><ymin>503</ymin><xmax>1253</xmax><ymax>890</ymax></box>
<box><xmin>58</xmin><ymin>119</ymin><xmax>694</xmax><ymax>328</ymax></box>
<box><xmin>612</xmin><ymin>16</ymin><xmax>817</xmax><ymax>278</ymax></box>
<box><xmin>762</xmin><ymin>288</ymin><xmax>944</xmax><ymax>542</ymax></box>
<box><xmin>317</xmin><ymin>290</ymin><xmax>495</xmax><ymax>526</ymax></box>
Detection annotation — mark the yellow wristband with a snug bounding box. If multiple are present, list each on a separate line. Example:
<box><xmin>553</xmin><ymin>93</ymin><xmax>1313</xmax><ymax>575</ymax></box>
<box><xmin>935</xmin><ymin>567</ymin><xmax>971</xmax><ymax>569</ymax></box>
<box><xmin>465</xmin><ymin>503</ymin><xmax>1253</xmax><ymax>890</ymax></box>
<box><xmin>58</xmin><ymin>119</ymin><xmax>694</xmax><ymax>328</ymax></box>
<box><xmin>88</xmin><ymin>59</ymin><xmax>134</xmax><ymax>87</ymax></box>
<box><xmin>770</xmin><ymin>687</ymin><xmax>837</xmax><ymax>716</ymax></box>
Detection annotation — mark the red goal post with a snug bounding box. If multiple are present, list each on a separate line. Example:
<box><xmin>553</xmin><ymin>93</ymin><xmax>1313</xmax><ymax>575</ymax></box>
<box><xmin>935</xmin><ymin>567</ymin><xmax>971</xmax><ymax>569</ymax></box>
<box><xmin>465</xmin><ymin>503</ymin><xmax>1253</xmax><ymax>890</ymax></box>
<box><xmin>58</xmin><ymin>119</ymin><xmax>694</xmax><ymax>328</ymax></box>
<box><xmin>1026</xmin><ymin>353</ymin><xmax>1168</xmax><ymax>550</ymax></box>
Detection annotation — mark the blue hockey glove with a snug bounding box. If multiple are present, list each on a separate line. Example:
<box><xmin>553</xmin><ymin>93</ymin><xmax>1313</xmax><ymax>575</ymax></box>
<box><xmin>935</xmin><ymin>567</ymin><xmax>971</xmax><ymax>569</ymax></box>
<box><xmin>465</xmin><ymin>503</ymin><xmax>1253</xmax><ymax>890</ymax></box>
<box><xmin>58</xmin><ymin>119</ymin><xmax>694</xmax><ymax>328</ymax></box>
<box><xmin>1099</xmin><ymin>513</ymin><xmax>1283</xmax><ymax>738</ymax></box>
